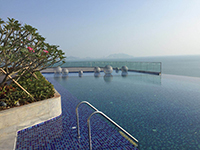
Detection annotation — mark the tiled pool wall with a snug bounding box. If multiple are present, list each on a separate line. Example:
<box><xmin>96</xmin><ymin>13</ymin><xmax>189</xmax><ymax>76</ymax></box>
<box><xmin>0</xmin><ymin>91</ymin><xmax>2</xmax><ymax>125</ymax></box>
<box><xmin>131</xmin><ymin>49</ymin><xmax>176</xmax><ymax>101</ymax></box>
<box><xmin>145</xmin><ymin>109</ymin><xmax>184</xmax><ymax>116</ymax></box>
<box><xmin>16</xmin><ymin>76</ymin><xmax>139</xmax><ymax>150</ymax></box>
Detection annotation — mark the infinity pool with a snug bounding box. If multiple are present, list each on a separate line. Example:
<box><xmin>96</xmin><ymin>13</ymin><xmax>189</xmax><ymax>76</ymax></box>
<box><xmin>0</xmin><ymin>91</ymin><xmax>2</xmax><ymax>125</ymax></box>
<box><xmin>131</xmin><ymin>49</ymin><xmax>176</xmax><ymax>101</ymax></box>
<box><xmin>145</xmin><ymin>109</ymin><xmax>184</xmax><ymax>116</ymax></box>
<box><xmin>53</xmin><ymin>72</ymin><xmax>200</xmax><ymax>149</ymax></box>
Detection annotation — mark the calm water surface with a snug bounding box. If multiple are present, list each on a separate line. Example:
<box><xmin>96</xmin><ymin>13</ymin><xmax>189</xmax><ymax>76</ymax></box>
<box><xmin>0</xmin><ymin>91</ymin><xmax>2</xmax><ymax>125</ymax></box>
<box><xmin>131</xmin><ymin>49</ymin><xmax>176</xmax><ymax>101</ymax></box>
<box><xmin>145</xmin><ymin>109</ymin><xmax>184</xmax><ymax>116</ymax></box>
<box><xmin>54</xmin><ymin>72</ymin><xmax>200</xmax><ymax>149</ymax></box>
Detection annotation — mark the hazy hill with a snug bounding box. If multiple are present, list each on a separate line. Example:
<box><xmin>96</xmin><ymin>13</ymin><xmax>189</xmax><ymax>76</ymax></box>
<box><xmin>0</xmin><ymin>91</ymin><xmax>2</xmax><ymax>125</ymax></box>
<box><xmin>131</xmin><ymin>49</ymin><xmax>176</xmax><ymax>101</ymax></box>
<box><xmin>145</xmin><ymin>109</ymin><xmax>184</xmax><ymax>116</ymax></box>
<box><xmin>67</xmin><ymin>56</ymin><xmax>80</xmax><ymax>59</ymax></box>
<box><xmin>106</xmin><ymin>53</ymin><xmax>134</xmax><ymax>58</ymax></box>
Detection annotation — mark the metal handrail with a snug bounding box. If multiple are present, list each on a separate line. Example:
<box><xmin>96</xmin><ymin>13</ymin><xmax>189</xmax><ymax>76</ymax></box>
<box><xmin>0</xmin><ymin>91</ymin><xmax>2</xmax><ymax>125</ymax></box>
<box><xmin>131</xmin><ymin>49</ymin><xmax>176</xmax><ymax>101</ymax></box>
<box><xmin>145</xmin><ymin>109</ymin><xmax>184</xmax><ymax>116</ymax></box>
<box><xmin>76</xmin><ymin>101</ymin><xmax>98</xmax><ymax>138</ymax></box>
<box><xmin>76</xmin><ymin>101</ymin><xmax>139</xmax><ymax>150</ymax></box>
<box><xmin>87</xmin><ymin>110</ymin><xmax>139</xmax><ymax>150</ymax></box>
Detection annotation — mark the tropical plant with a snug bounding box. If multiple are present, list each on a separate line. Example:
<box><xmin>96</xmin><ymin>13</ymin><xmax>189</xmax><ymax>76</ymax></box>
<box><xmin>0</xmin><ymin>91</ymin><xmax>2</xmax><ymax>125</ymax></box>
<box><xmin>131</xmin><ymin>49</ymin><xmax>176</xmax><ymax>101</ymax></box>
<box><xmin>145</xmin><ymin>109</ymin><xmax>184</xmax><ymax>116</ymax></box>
<box><xmin>0</xmin><ymin>17</ymin><xmax>66</xmax><ymax>86</ymax></box>
<box><xmin>0</xmin><ymin>71</ymin><xmax>55</xmax><ymax>110</ymax></box>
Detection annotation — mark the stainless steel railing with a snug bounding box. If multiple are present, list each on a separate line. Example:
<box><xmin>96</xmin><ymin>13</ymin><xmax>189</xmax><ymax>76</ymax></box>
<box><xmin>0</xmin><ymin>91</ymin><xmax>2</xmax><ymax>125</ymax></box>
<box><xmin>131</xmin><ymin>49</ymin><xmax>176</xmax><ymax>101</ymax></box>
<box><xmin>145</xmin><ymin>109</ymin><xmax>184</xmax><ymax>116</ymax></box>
<box><xmin>76</xmin><ymin>101</ymin><xmax>139</xmax><ymax>150</ymax></box>
<box><xmin>76</xmin><ymin>101</ymin><xmax>98</xmax><ymax>138</ymax></box>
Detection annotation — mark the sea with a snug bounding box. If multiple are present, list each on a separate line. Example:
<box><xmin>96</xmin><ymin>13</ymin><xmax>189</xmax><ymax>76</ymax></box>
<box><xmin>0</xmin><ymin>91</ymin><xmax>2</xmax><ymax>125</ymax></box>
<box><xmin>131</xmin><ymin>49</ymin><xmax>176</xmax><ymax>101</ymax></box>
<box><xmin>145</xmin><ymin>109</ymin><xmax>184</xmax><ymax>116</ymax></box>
<box><xmin>63</xmin><ymin>55</ymin><xmax>200</xmax><ymax>78</ymax></box>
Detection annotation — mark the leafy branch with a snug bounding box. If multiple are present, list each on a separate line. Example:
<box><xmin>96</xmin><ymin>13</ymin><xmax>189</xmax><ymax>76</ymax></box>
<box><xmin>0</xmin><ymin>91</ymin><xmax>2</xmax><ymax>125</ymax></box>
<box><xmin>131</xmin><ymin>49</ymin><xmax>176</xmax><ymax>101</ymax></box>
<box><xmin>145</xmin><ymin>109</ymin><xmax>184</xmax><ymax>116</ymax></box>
<box><xmin>0</xmin><ymin>18</ymin><xmax>66</xmax><ymax>87</ymax></box>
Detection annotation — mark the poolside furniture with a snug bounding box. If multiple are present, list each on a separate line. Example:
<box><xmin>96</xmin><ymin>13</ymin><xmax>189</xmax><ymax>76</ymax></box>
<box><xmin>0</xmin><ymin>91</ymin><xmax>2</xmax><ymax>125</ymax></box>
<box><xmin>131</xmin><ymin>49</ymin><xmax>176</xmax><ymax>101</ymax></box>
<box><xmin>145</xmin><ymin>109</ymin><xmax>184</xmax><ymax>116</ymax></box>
<box><xmin>115</xmin><ymin>67</ymin><xmax>120</xmax><ymax>73</ymax></box>
<box><xmin>62</xmin><ymin>68</ymin><xmax>69</xmax><ymax>76</ymax></box>
<box><xmin>94</xmin><ymin>66</ymin><xmax>100</xmax><ymax>77</ymax></box>
<box><xmin>78</xmin><ymin>70</ymin><xmax>83</xmax><ymax>77</ymax></box>
<box><xmin>94</xmin><ymin>66</ymin><xmax>100</xmax><ymax>73</ymax></box>
<box><xmin>54</xmin><ymin>66</ymin><xmax>62</xmax><ymax>77</ymax></box>
<box><xmin>104</xmin><ymin>65</ymin><xmax>113</xmax><ymax>76</ymax></box>
<box><xmin>121</xmin><ymin>66</ymin><xmax>128</xmax><ymax>76</ymax></box>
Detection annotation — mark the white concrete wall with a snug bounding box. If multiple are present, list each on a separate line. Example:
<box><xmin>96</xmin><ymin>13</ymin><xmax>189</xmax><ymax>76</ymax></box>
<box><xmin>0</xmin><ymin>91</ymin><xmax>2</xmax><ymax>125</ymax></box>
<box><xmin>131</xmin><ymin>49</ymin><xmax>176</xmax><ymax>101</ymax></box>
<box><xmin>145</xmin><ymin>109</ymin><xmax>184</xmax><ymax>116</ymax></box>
<box><xmin>0</xmin><ymin>90</ymin><xmax>61</xmax><ymax>150</ymax></box>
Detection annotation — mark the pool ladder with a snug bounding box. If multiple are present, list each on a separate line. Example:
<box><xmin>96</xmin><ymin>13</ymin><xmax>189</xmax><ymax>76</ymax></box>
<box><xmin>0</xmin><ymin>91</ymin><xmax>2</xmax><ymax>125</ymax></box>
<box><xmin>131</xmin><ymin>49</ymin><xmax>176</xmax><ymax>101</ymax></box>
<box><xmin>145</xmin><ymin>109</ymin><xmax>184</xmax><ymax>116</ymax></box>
<box><xmin>76</xmin><ymin>101</ymin><xmax>139</xmax><ymax>150</ymax></box>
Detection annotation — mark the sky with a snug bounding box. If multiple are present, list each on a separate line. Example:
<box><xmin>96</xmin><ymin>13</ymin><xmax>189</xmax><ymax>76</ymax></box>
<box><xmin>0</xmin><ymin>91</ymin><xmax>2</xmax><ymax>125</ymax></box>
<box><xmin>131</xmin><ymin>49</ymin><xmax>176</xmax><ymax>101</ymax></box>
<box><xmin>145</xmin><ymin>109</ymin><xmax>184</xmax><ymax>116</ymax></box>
<box><xmin>1</xmin><ymin>0</ymin><xmax>200</xmax><ymax>58</ymax></box>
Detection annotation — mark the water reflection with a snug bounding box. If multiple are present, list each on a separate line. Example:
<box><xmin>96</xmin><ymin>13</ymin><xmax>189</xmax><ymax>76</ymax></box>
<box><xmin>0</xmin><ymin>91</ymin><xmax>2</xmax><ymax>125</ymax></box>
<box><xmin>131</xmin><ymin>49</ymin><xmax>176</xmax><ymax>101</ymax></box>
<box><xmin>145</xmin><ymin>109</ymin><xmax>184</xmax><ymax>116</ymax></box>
<box><xmin>52</xmin><ymin>72</ymin><xmax>161</xmax><ymax>85</ymax></box>
<box><xmin>62</xmin><ymin>75</ymin><xmax>68</xmax><ymax>80</ymax></box>
<box><xmin>54</xmin><ymin>73</ymin><xmax>62</xmax><ymax>78</ymax></box>
<box><xmin>103</xmin><ymin>75</ymin><xmax>113</xmax><ymax>83</ymax></box>
<box><xmin>94</xmin><ymin>72</ymin><xmax>100</xmax><ymax>77</ymax></box>
<box><xmin>121</xmin><ymin>74</ymin><xmax>161</xmax><ymax>85</ymax></box>
<box><xmin>121</xmin><ymin>72</ymin><xmax>128</xmax><ymax>77</ymax></box>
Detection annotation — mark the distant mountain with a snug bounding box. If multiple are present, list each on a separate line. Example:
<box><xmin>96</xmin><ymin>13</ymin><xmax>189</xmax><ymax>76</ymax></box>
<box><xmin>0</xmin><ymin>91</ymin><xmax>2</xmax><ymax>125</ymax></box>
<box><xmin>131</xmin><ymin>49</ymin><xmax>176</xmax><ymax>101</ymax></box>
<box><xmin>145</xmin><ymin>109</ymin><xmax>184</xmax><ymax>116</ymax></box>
<box><xmin>106</xmin><ymin>53</ymin><xmax>134</xmax><ymax>58</ymax></box>
<box><xmin>67</xmin><ymin>56</ymin><xmax>80</xmax><ymax>59</ymax></box>
<box><xmin>84</xmin><ymin>57</ymin><xmax>93</xmax><ymax>59</ymax></box>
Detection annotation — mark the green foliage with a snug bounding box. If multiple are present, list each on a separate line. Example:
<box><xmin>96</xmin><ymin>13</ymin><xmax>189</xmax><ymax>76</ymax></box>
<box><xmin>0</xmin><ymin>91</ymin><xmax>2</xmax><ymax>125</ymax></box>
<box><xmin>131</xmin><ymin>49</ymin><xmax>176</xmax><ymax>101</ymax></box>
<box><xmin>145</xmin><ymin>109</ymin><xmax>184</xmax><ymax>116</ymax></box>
<box><xmin>0</xmin><ymin>72</ymin><xmax>55</xmax><ymax>110</ymax></box>
<box><xmin>0</xmin><ymin>84</ymin><xmax>16</xmax><ymax>99</ymax></box>
<box><xmin>0</xmin><ymin>17</ymin><xmax>66</xmax><ymax>86</ymax></box>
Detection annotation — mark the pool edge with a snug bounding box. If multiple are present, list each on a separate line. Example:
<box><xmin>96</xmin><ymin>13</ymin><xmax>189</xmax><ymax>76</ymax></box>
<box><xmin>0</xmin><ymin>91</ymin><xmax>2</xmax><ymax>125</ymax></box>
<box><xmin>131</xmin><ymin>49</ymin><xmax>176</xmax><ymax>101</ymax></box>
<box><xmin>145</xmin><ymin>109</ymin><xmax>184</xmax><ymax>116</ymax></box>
<box><xmin>0</xmin><ymin>89</ymin><xmax>61</xmax><ymax>150</ymax></box>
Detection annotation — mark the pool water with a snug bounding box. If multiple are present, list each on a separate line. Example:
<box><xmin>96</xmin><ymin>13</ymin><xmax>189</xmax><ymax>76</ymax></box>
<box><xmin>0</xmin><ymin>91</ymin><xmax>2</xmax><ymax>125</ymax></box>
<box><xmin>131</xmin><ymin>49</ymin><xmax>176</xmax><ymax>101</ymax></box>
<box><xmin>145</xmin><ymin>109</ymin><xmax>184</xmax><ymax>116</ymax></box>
<box><xmin>16</xmin><ymin>73</ymin><xmax>139</xmax><ymax>150</ymax></box>
<box><xmin>53</xmin><ymin>72</ymin><xmax>200</xmax><ymax>149</ymax></box>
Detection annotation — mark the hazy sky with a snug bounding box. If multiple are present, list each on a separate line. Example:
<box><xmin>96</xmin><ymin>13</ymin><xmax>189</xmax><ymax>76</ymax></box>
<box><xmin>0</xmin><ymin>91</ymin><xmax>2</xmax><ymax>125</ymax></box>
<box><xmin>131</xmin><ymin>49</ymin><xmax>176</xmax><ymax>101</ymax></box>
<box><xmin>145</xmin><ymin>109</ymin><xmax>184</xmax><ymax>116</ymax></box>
<box><xmin>1</xmin><ymin>0</ymin><xmax>200</xmax><ymax>58</ymax></box>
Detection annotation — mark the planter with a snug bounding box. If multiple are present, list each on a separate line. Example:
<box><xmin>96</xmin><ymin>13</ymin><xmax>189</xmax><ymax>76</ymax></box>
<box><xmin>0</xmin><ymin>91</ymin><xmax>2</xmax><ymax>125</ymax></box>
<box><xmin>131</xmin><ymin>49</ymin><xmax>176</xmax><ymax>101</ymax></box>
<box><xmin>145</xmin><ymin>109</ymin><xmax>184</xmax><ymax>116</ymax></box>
<box><xmin>0</xmin><ymin>89</ymin><xmax>61</xmax><ymax>150</ymax></box>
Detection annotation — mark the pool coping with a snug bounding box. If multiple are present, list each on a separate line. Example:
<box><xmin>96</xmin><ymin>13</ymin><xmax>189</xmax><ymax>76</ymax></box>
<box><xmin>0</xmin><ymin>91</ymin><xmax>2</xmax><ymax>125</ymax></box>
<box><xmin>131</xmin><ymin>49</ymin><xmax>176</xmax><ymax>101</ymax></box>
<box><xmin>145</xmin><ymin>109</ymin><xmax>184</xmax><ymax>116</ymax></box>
<box><xmin>0</xmin><ymin>89</ymin><xmax>61</xmax><ymax>150</ymax></box>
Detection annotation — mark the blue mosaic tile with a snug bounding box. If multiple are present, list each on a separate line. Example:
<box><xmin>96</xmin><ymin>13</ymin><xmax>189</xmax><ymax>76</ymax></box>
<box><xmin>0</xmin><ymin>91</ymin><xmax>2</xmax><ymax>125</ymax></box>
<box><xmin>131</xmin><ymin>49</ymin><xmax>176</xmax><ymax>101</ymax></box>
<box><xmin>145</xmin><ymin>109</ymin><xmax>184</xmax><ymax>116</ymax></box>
<box><xmin>16</xmin><ymin>77</ymin><xmax>139</xmax><ymax>150</ymax></box>
<box><xmin>51</xmin><ymin>74</ymin><xmax>200</xmax><ymax>149</ymax></box>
